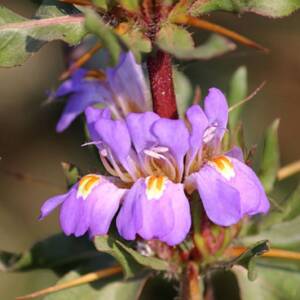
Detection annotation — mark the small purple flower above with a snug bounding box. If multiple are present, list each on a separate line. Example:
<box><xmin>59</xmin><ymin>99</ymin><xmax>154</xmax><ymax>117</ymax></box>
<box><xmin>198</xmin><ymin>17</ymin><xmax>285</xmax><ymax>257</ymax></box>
<box><xmin>51</xmin><ymin>51</ymin><xmax>150</xmax><ymax>132</ymax></box>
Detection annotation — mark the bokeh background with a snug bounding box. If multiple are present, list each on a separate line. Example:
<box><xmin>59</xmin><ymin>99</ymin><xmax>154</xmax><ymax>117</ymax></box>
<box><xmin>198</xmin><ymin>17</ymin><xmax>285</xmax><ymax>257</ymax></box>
<box><xmin>0</xmin><ymin>0</ymin><xmax>299</xmax><ymax>299</ymax></box>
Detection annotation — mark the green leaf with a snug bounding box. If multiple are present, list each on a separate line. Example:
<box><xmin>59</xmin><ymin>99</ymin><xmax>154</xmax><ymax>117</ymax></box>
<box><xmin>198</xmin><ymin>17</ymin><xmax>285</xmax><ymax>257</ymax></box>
<box><xmin>233</xmin><ymin>263</ymin><xmax>300</xmax><ymax>300</ymax></box>
<box><xmin>61</xmin><ymin>162</ymin><xmax>81</xmax><ymax>188</ymax></box>
<box><xmin>0</xmin><ymin>3</ymin><xmax>86</xmax><ymax>67</ymax></box>
<box><xmin>44</xmin><ymin>270</ymin><xmax>148</xmax><ymax>300</ymax></box>
<box><xmin>228</xmin><ymin>66</ymin><xmax>248</xmax><ymax>130</ymax></box>
<box><xmin>242</xmin><ymin>215</ymin><xmax>300</xmax><ymax>251</ymax></box>
<box><xmin>0</xmin><ymin>233</ymin><xmax>103</xmax><ymax>274</ymax></box>
<box><xmin>250</xmin><ymin>182</ymin><xmax>300</xmax><ymax>232</ymax></box>
<box><xmin>118</xmin><ymin>0</ymin><xmax>140</xmax><ymax>12</ymax></box>
<box><xmin>35</xmin><ymin>0</ymin><xmax>79</xmax><ymax>18</ymax></box>
<box><xmin>215</xmin><ymin>240</ymin><xmax>269</xmax><ymax>281</ymax></box>
<box><xmin>120</xmin><ymin>28</ymin><xmax>151</xmax><ymax>63</ymax></box>
<box><xmin>191</xmin><ymin>0</ymin><xmax>300</xmax><ymax>18</ymax></box>
<box><xmin>173</xmin><ymin>68</ymin><xmax>193</xmax><ymax>117</ymax></box>
<box><xmin>281</xmin><ymin>183</ymin><xmax>300</xmax><ymax>221</ymax></box>
<box><xmin>115</xmin><ymin>241</ymin><xmax>169</xmax><ymax>271</ymax></box>
<box><xmin>156</xmin><ymin>24</ymin><xmax>236</xmax><ymax>60</ymax></box>
<box><xmin>92</xmin><ymin>0</ymin><xmax>108</xmax><ymax>11</ymax></box>
<box><xmin>258</xmin><ymin>119</ymin><xmax>280</xmax><ymax>193</ymax></box>
<box><xmin>94</xmin><ymin>235</ymin><xmax>144</xmax><ymax>279</ymax></box>
<box><xmin>94</xmin><ymin>234</ymin><xmax>168</xmax><ymax>278</ymax></box>
<box><xmin>84</xmin><ymin>9</ymin><xmax>122</xmax><ymax>66</ymax></box>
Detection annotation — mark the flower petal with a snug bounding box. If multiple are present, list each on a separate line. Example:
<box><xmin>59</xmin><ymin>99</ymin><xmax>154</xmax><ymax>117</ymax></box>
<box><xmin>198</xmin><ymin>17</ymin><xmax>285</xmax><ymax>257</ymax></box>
<box><xmin>226</xmin><ymin>146</ymin><xmax>244</xmax><ymax>162</ymax></box>
<box><xmin>88</xmin><ymin>180</ymin><xmax>125</xmax><ymax>236</ymax></box>
<box><xmin>85</xmin><ymin>107</ymin><xmax>111</xmax><ymax>141</ymax></box>
<box><xmin>94</xmin><ymin>118</ymin><xmax>131</xmax><ymax>163</ymax></box>
<box><xmin>159</xmin><ymin>183</ymin><xmax>191</xmax><ymax>246</ymax></box>
<box><xmin>117</xmin><ymin>177</ymin><xmax>191</xmax><ymax>245</ymax></box>
<box><xmin>59</xmin><ymin>187</ymin><xmax>83</xmax><ymax>236</ymax></box>
<box><xmin>186</xmin><ymin>165</ymin><xmax>242</xmax><ymax>226</ymax></box>
<box><xmin>151</xmin><ymin>119</ymin><xmax>189</xmax><ymax>175</ymax></box>
<box><xmin>54</xmin><ymin>69</ymin><xmax>87</xmax><ymax>97</ymax></box>
<box><xmin>107</xmin><ymin>52</ymin><xmax>150</xmax><ymax>112</ymax></box>
<box><xmin>39</xmin><ymin>194</ymin><xmax>66</xmax><ymax>220</ymax></box>
<box><xmin>230</xmin><ymin>158</ymin><xmax>270</xmax><ymax>215</ymax></box>
<box><xmin>126</xmin><ymin>112</ymin><xmax>160</xmax><ymax>154</ymax></box>
<box><xmin>185</xmin><ymin>105</ymin><xmax>209</xmax><ymax>172</ymax></box>
<box><xmin>204</xmin><ymin>88</ymin><xmax>228</xmax><ymax>144</ymax></box>
<box><xmin>56</xmin><ymin>81</ymin><xmax>110</xmax><ymax>132</ymax></box>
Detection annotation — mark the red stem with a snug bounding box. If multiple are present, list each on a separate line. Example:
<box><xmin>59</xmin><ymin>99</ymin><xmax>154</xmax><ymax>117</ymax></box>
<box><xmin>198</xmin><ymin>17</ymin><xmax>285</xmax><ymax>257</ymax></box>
<box><xmin>147</xmin><ymin>50</ymin><xmax>178</xmax><ymax>119</ymax></box>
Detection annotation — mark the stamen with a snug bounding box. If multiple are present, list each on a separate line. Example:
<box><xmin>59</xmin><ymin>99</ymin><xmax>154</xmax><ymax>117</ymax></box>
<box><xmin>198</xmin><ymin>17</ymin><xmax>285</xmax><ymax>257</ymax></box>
<box><xmin>145</xmin><ymin>176</ymin><xmax>167</xmax><ymax>200</ymax></box>
<box><xmin>99</xmin><ymin>155</ymin><xmax>119</xmax><ymax>177</ymax></box>
<box><xmin>144</xmin><ymin>151</ymin><xmax>177</xmax><ymax>181</ymax></box>
<box><xmin>102</xmin><ymin>152</ymin><xmax>132</xmax><ymax>183</ymax></box>
<box><xmin>77</xmin><ymin>174</ymin><xmax>101</xmax><ymax>199</ymax></box>
<box><xmin>81</xmin><ymin>141</ymin><xmax>103</xmax><ymax>147</ymax></box>
<box><xmin>203</xmin><ymin>125</ymin><xmax>217</xmax><ymax>143</ymax></box>
<box><xmin>144</xmin><ymin>149</ymin><xmax>167</xmax><ymax>160</ymax></box>
<box><xmin>203</xmin><ymin>124</ymin><xmax>228</xmax><ymax>144</ymax></box>
<box><xmin>208</xmin><ymin>156</ymin><xmax>235</xmax><ymax>180</ymax></box>
<box><xmin>152</xmin><ymin>146</ymin><xmax>169</xmax><ymax>153</ymax></box>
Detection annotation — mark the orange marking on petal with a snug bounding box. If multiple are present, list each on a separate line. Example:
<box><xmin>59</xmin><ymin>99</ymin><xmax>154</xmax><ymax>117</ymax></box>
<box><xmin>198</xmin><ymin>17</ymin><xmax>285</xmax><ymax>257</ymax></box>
<box><xmin>77</xmin><ymin>174</ymin><xmax>101</xmax><ymax>199</ymax></box>
<box><xmin>147</xmin><ymin>176</ymin><xmax>156</xmax><ymax>190</ymax></box>
<box><xmin>145</xmin><ymin>176</ymin><xmax>167</xmax><ymax>200</ymax></box>
<box><xmin>208</xmin><ymin>156</ymin><xmax>235</xmax><ymax>180</ymax></box>
<box><xmin>156</xmin><ymin>176</ymin><xmax>164</xmax><ymax>191</ymax></box>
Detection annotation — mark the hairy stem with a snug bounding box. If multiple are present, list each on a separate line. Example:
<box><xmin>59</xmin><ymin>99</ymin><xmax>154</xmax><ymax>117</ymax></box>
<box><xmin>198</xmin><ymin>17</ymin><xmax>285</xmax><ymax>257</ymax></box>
<box><xmin>179</xmin><ymin>262</ymin><xmax>202</xmax><ymax>300</ymax></box>
<box><xmin>147</xmin><ymin>50</ymin><xmax>178</xmax><ymax>119</ymax></box>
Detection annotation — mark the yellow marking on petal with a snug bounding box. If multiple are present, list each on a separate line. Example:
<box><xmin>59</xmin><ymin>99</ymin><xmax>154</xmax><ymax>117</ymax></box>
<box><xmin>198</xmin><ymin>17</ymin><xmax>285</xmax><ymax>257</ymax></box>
<box><xmin>77</xmin><ymin>174</ymin><xmax>101</xmax><ymax>200</ymax></box>
<box><xmin>145</xmin><ymin>176</ymin><xmax>167</xmax><ymax>200</ymax></box>
<box><xmin>208</xmin><ymin>156</ymin><xmax>235</xmax><ymax>180</ymax></box>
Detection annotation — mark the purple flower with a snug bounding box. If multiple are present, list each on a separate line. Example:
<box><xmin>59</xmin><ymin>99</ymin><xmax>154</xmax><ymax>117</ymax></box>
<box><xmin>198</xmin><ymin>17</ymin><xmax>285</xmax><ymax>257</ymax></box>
<box><xmin>41</xmin><ymin>87</ymin><xmax>269</xmax><ymax>246</ymax></box>
<box><xmin>52</xmin><ymin>52</ymin><xmax>150</xmax><ymax>132</ymax></box>
<box><xmin>117</xmin><ymin>177</ymin><xmax>191</xmax><ymax>246</ymax></box>
<box><xmin>185</xmin><ymin>88</ymin><xmax>270</xmax><ymax>226</ymax></box>
<box><xmin>83</xmin><ymin>107</ymin><xmax>192</xmax><ymax>245</ymax></box>
<box><xmin>40</xmin><ymin>174</ymin><xmax>125</xmax><ymax>237</ymax></box>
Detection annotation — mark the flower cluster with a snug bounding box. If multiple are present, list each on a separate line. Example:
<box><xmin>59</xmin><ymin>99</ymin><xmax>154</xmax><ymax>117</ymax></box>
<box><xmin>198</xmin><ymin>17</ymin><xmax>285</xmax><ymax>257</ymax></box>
<box><xmin>40</xmin><ymin>52</ymin><xmax>269</xmax><ymax>246</ymax></box>
<box><xmin>52</xmin><ymin>52</ymin><xmax>151</xmax><ymax>132</ymax></box>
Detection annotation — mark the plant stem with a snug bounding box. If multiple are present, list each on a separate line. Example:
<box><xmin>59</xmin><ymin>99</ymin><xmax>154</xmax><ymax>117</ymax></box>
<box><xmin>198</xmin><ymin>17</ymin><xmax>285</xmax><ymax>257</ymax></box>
<box><xmin>147</xmin><ymin>50</ymin><xmax>178</xmax><ymax>119</ymax></box>
<box><xmin>16</xmin><ymin>266</ymin><xmax>122</xmax><ymax>300</ymax></box>
<box><xmin>277</xmin><ymin>160</ymin><xmax>300</xmax><ymax>180</ymax></box>
<box><xmin>179</xmin><ymin>262</ymin><xmax>202</xmax><ymax>300</ymax></box>
<box><xmin>226</xmin><ymin>246</ymin><xmax>300</xmax><ymax>261</ymax></box>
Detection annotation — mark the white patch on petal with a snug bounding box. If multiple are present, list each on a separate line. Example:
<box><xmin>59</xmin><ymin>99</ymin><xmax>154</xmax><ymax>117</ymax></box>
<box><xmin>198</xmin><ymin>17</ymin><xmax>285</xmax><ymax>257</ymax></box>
<box><xmin>203</xmin><ymin>124</ymin><xmax>218</xmax><ymax>143</ymax></box>
<box><xmin>77</xmin><ymin>174</ymin><xmax>101</xmax><ymax>200</ymax></box>
<box><xmin>208</xmin><ymin>156</ymin><xmax>235</xmax><ymax>180</ymax></box>
<box><xmin>145</xmin><ymin>176</ymin><xmax>167</xmax><ymax>200</ymax></box>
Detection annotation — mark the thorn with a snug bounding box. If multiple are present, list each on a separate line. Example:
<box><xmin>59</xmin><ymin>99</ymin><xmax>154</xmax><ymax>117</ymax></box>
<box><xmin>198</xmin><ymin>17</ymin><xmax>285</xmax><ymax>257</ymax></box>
<box><xmin>59</xmin><ymin>22</ymin><xmax>129</xmax><ymax>81</ymax></box>
<box><xmin>229</xmin><ymin>81</ymin><xmax>266</xmax><ymax>112</ymax></box>
<box><xmin>174</xmin><ymin>15</ymin><xmax>269</xmax><ymax>53</ymax></box>
<box><xmin>60</xmin><ymin>43</ymin><xmax>102</xmax><ymax>81</ymax></box>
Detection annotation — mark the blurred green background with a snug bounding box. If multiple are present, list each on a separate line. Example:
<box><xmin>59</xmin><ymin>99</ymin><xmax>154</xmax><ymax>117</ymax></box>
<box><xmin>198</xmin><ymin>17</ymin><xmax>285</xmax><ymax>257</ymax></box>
<box><xmin>0</xmin><ymin>1</ymin><xmax>299</xmax><ymax>299</ymax></box>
